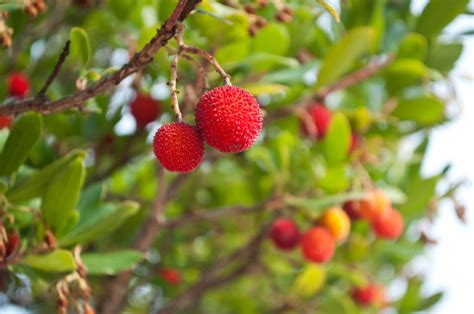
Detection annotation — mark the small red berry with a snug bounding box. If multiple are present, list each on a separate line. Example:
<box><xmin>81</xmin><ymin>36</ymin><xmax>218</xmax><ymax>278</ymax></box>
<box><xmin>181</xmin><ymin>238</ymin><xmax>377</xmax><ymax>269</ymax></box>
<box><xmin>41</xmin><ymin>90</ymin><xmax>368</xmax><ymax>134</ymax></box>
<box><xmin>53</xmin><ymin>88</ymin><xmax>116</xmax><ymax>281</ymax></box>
<box><xmin>270</xmin><ymin>218</ymin><xmax>300</xmax><ymax>251</ymax></box>
<box><xmin>372</xmin><ymin>208</ymin><xmax>404</xmax><ymax>240</ymax></box>
<box><xmin>8</xmin><ymin>73</ymin><xmax>30</xmax><ymax>98</ymax></box>
<box><xmin>343</xmin><ymin>200</ymin><xmax>364</xmax><ymax>220</ymax></box>
<box><xmin>302</xmin><ymin>104</ymin><xmax>332</xmax><ymax>139</ymax></box>
<box><xmin>195</xmin><ymin>85</ymin><xmax>262</xmax><ymax>153</ymax></box>
<box><xmin>130</xmin><ymin>94</ymin><xmax>161</xmax><ymax>128</ymax></box>
<box><xmin>153</xmin><ymin>122</ymin><xmax>204</xmax><ymax>173</ymax></box>
<box><xmin>5</xmin><ymin>231</ymin><xmax>20</xmax><ymax>258</ymax></box>
<box><xmin>351</xmin><ymin>283</ymin><xmax>386</xmax><ymax>307</ymax></box>
<box><xmin>0</xmin><ymin>116</ymin><xmax>13</xmax><ymax>129</ymax></box>
<box><xmin>159</xmin><ymin>268</ymin><xmax>181</xmax><ymax>285</ymax></box>
<box><xmin>301</xmin><ymin>227</ymin><xmax>335</xmax><ymax>263</ymax></box>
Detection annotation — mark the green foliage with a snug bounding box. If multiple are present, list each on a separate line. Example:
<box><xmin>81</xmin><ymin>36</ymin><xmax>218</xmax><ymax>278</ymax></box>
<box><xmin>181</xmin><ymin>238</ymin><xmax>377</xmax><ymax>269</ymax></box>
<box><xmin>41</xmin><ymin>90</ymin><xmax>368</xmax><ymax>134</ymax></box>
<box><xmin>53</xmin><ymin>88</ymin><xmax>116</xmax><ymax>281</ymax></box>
<box><xmin>0</xmin><ymin>0</ymin><xmax>465</xmax><ymax>313</ymax></box>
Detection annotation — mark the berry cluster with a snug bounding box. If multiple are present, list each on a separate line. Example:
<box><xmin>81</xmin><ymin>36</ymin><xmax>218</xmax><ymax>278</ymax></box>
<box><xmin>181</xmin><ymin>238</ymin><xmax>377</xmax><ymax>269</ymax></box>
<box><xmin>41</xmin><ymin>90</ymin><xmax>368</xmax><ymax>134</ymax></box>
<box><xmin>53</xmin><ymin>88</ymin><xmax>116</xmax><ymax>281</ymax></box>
<box><xmin>270</xmin><ymin>189</ymin><xmax>403</xmax><ymax>309</ymax></box>
<box><xmin>150</xmin><ymin>85</ymin><xmax>262</xmax><ymax>173</ymax></box>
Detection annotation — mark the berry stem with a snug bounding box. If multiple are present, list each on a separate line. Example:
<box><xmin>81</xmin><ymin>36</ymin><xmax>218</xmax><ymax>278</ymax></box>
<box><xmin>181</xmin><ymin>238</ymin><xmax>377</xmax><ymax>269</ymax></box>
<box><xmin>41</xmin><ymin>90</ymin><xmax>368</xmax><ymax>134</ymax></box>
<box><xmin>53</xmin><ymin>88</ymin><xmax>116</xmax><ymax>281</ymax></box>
<box><xmin>179</xmin><ymin>45</ymin><xmax>232</xmax><ymax>86</ymax></box>
<box><xmin>169</xmin><ymin>23</ymin><xmax>185</xmax><ymax>122</ymax></box>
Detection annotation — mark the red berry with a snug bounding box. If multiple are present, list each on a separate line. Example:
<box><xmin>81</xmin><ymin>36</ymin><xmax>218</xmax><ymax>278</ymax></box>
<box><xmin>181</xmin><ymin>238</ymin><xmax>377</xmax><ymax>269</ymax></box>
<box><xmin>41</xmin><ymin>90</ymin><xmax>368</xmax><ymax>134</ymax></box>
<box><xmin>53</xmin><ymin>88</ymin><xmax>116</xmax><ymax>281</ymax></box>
<box><xmin>5</xmin><ymin>231</ymin><xmax>20</xmax><ymax>258</ymax></box>
<box><xmin>372</xmin><ymin>208</ymin><xmax>404</xmax><ymax>240</ymax></box>
<box><xmin>301</xmin><ymin>227</ymin><xmax>335</xmax><ymax>263</ymax></box>
<box><xmin>351</xmin><ymin>284</ymin><xmax>386</xmax><ymax>307</ymax></box>
<box><xmin>195</xmin><ymin>85</ymin><xmax>262</xmax><ymax>153</ymax></box>
<box><xmin>130</xmin><ymin>94</ymin><xmax>161</xmax><ymax>128</ymax></box>
<box><xmin>342</xmin><ymin>200</ymin><xmax>364</xmax><ymax>220</ymax></box>
<box><xmin>160</xmin><ymin>268</ymin><xmax>181</xmax><ymax>285</ymax></box>
<box><xmin>153</xmin><ymin>122</ymin><xmax>204</xmax><ymax>173</ymax></box>
<box><xmin>302</xmin><ymin>104</ymin><xmax>332</xmax><ymax>139</ymax></box>
<box><xmin>270</xmin><ymin>218</ymin><xmax>300</xmax><ymax>251</ymax></box>
<box><xmin>0</xmin><ymin>116</ymin><xmax>13</xmax><ymax>129</ymax></box>
<box><xmin>8</xmin><ymin>73</ymin><xmax>30</xmax><ymax>98</ymax></box>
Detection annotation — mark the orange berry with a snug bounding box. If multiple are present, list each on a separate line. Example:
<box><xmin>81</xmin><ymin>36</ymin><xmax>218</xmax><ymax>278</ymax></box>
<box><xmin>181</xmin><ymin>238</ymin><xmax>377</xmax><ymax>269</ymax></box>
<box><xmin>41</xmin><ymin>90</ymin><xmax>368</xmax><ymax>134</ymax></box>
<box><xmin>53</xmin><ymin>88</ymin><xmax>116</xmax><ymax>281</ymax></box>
<box><xmin>359</xmin><ymin>189</ymin><xmax>391</xmax><ymax>222</ymax></box>
<box><xmin>318</xmin><ymin>207</ymin><xmax>351</xmax><ymax>242</ymax></box>
<box><xmin>351</xmin><ymin>283</ymin><xmax>386</xmax><ymax>307</ymax></box>
<box><xmin>301</xmin><ymin>227</ymin><xmax>335</xmax><ymax>263</ymax></box>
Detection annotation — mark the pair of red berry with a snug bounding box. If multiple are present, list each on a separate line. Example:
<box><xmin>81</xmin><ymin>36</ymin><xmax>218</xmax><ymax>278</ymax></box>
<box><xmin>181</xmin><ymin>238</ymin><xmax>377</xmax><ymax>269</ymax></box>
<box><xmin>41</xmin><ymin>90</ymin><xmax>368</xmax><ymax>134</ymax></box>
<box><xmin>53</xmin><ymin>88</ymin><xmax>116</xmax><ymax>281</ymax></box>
<box><xmin>153</xmin><ymin>85</ymin><xmax>263</xmax><ymax>173</ymax></box>
<box><xmin>270</xmin><ymin>218</ymin><xmax>335</xmax><ymax>263</ymax></box>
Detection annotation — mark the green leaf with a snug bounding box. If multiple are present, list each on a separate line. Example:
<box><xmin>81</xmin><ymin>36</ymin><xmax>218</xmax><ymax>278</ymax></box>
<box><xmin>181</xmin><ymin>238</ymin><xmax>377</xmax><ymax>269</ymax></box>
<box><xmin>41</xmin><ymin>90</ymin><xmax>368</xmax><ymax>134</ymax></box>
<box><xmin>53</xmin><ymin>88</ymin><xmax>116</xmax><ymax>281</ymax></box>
<box><xmin>426</xmin><ymin>42</ymin><xmax>463</xmax><ymax>74</ymax></box>
<box><xmin>399</xmin><ymin>175</ymin><xmax>439</xmax><ymax>221</ymax></box>
<box><xmin>0</xmin><ymin>129</ymin><xmax>9</xmax><ymax>153</ymax></box>
<box><xmin>59</xmin><ymin>201</ymin><xmax>140</xmax><ymax>246</ymax></box>
<box><xmin>241</xmin><ymin>83</ymin><xmax>289</xmax><ymax>95</ymax></box>
<box><xmin>322</xmin><ymin>113</ymin><xmax>351</xmax><ymax>165</ymax></box>
<box><xmin>252</xmin><ymin>23</ymin><xmax>290</xmax><ymax>56</ymax></box>
<box><xmin>316</xmin><ymin>27</ymin><xmax>374</xmax><ymax>88</ymax></box>
<box><xmin>81</xmin><ymin>250</ymin><xmax>144</xmax><ymax>275</ymax></box>
<box><xmin>20</xmin><ymin>250</ymin><xmax>76</xmax><ymax>273</ymax></box>
<box><xmin>398</xmin><ymin>33</ymin><xmax>427</xmax><ymax>60</ymax></box>
<box><xmin>417</xmin><ymin>292</ymin><xmax>444</xmax><ymax>311</ymax></box>
<box><xmin>6</xmin><ymin>150</ymin><xmax>87</xmax><ymax>203</ymax></box>
<box><xmin>415</xmin><ymin>0</ymin><xmax>469</xmax><ymax>39</ymax></box>
<box><xmin>316</xmin><ymin>165</ymin><xmax>350</xmax><ymax>193</ymax></box>
<box><xmin>316</xmin><ymin>0</ymin><xmax>340</xmax><ymax>22</ymax></box>
<box><xmin>41</xmin><ymin>157</ymin><xmax>86</xmax><ymax>235</ymax></box>
<box><xmin>392</xmin><ymin>96</ymin><xmax>445</xmax><ymax>125</ymax></box>
<box><xmin>285</xmin><ymin>191</ymin><xmax>369</xmax><ymax>214</ymax></box>
<box><xmin>0</xmin><ymin>113</ymin><xmax>42</xmax><ymax>176</ymax></box>
<box><xmin>70</xmin><ymin>27</ymin><xmax>92</xmax><ymax>68</ymax></box>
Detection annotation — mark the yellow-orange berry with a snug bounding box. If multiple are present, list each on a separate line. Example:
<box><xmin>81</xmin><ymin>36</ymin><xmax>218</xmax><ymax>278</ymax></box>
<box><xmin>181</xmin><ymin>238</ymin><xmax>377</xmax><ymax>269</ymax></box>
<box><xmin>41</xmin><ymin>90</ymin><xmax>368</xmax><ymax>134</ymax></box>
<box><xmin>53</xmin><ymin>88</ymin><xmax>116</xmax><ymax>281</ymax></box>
<box><xmin>318</xmin><ymin>207</ymin><xmax>351</xmax><ymax>242</ymax></box>
<box><xmin>359</xmin><ymin>189</ymin><xmax>391</xmax><ymax>222</ymax></box>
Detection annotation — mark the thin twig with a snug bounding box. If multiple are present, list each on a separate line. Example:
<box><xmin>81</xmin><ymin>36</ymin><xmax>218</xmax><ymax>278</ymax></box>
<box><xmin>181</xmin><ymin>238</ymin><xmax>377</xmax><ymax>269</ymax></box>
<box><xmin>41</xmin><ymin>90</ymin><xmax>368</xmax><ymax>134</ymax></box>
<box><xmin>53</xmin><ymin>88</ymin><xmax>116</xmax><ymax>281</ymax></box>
<box><xmin>169</xmin><ymin>23</ymin><xmax>185</xmax><ymax>121</ymax></box>
<box><xmin>180</xmin><ymin>45</ymin><xmax>231</xmax><ymax>85</ymax></box>
<box><xmin>37</xmin><ymin>40</ymin><xmax>71</xmax><ymax>99</ymax></box>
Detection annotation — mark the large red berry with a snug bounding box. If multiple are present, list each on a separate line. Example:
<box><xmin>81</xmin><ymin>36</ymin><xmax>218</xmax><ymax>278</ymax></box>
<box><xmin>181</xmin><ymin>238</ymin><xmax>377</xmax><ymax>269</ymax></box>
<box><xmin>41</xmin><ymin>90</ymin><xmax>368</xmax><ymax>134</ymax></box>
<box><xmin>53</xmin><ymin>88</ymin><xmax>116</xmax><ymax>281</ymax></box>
<box><xmin>270</xmin><ymin>218</ymin><xmax>300</xmax><ymax>251</ymax></box>
<box><xmin>351</xmin><ymin>284</ymin><xmax>386</xmax><ymax>307</ymax></box>
<box><xmin>302</xmin><ymin>104</ymin><xmax>332</xmax><ymax>139</ymax></box>
<box><xmin>153</xmin><ymin>122</ymin><xmax>204</xmax><ymax>173</ymax></box>
<box><xmin>372</xmin><ymin>208</ymin><xmax>404</xmax><ymax>240</ymax></box>
<box><xmin>301</xmin><ymin>227</ymin><xmax>335</xmax><ymax>263</ymax></box>
<box><xmin>8</xmin><ymin>73</ymin><xmax>30</xmax><ymax>98</ymax></box>
<box><xmin>195</xmin><ymin>85</ymin><xmax>262</xmax><ymax>153</ymax></box>
<box><xmin>130</xmin><ymin>94</ymin><xmax>161</xmax><ymax>128</ymax></box>
<box><xmin>0</xmin><ymin>116</ymin><xmax>13</xmax><ymax>129</ymax></box>
<box><xmin>159</xmin><ymin>268</ymin><xmax>181</xmax><ymax>285</ymax></box>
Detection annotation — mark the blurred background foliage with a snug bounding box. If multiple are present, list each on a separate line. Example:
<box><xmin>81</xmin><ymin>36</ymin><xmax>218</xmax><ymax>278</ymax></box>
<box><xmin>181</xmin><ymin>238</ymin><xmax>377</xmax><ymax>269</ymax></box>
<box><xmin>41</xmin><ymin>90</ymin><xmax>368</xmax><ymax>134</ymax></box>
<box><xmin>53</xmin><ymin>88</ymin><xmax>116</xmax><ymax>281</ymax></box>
<box><xmin>0</xmin><ymin>0</ymin><xmax>471</xmax><ymax>313</ymax></box>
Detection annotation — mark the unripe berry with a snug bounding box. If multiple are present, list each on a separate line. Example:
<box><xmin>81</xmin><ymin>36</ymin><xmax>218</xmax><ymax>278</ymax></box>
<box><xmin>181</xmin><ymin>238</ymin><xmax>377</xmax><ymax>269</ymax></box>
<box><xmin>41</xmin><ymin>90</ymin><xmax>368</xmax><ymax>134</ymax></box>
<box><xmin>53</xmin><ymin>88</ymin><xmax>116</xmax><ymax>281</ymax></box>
<box><xmin>372</xmin><ymin>208</ymin><xmax>404</xmax><ymax>240</ymax></box>
<box><xmin>8</xmin><ymin>73</ymin><xmax>29</xmax><ymax>98</ymax></box>
<box><xmin>270</xmin><ymin>218</ymin><xmax>300</xmax><ymax>251</ymax></box>
<box><xmin>318</xmin><ymin>207</ymin><xmax>351</xmax><ymax>242</ymax></box>
<box><xmin>130</xmin><ymin>94</ymin><xmax>161</xmax><ymax>128</ymax></box>
<box><xmin>301</xmin><ymin>227</ymin><xmax>335</xmax><ymax>263</ymax></box>
<box><xmin>159</xmin><ymin>268</ymin><xmax>181</xmax><ymax>285</ymax></box>
<box><xmin>153</xmin><ymin>122</ymin><xmax>204</xmax><ymax>173</ymax></box>
<box><xmin>351</xmin><ymin>283</ymin><xmax>386</xmax><ymax>307</ymax></box>
<box><xmin>301</xmin><ymin>104</ymin><xmax>332</xmax><ymax>139</ymax></box>
<box><xmin>195</xmin><ymin>85</ymin><xmax>262</xmax><ymax>153</ymax></box>
<box><xmin>0</xmin><ymin>116</ymin><xmax>13</xmax><ymax>129</ymax></box>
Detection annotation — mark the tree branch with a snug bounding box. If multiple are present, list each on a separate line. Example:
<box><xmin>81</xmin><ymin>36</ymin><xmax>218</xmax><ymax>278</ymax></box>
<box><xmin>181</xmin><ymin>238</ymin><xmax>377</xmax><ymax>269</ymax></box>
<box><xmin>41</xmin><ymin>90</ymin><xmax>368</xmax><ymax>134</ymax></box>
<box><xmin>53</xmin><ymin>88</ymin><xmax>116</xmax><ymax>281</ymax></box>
<box><xmin>0</xmin><ymin>0</ymin><xmax>202</xmax><ymax>116</ymax></box>
<box><xmin>36</xmin><ymin>40</ymin><xmax>71</xmax><ymax>99</ymax></box>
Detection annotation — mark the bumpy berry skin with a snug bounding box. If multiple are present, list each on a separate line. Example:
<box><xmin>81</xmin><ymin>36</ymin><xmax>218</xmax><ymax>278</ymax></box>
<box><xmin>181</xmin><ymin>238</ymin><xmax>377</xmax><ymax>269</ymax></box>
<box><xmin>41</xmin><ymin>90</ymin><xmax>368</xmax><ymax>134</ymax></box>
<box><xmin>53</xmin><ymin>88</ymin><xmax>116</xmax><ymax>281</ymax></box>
<box><xmin>372</xmin><ymin>208</ymin><xmax>404</xmax><ymax>240</ymax></box>
<box><xmin>302</xmin><ymin>104</ymin><xmax>332</xmax><ymax>139</ymax></box>
<box><xmin>301</xmin><ymin>227</ymin><xmax>335</xmax><ymax>263</ymax></box>
<box><xmin>270</xmin><ymin>218</ymin><xmax>300</xmax><ymax>251</ymax></box>
<box><xmin>195</xmin><ymin>85</ymin><xmax>262</xmax><ymax>153</ymax></box>
<box><xmin>351</xmin><ymin>284</ymin><xmax>386</xmax><ymax>307</ymax></box>
<box><xmin>160</xmin><ymin>268</ymin><xmax>181</xmax><ymax>285</ymax></box>
<box><xmin>130</xmin><ymin>94</ymin><xmax>161</xmax><ymax>128</ymax></box>
<box><xmin>0</xmin><ymin>116</ymin><xmax>13</xmax><ymax>129</ymax></box>
<box><xmin>153</xmin><ymin>122</ymin><xmax>204</xmax><ymax>173</ymax></box>
<box><xmin>8</xmin><ymin>73</ymin><xmax>29</xmax><ymax>98</ymax></box>
<box><xmin>319</xmin><ymin>207</ymin><xmax>351</xmax><ymax>242</ymax></box>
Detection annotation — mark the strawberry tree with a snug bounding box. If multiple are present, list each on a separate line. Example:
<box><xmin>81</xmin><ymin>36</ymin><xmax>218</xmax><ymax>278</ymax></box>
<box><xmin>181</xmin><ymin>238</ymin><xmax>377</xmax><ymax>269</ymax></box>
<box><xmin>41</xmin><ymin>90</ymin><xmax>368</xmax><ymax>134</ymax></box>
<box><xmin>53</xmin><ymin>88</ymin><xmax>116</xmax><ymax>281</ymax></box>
<box><xmin>0</xmin><ymin>1</ymin><xmax>469</xmax><ymax>313</ymax></box>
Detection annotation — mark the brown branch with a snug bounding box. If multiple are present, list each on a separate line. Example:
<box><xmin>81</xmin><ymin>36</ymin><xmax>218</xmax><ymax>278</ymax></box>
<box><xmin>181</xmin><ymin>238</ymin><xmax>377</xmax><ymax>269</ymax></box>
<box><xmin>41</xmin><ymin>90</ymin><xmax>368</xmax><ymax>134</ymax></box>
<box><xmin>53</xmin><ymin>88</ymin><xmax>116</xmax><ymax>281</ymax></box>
<box><xmin>156</xmin><ymin>225</ymin><xmax>270</xmax><ymax>314</ymax></box>
<box><xmin>161</xmin><ymin>196</ymin><xmax>284</xmax><ymax>229</ymax></box>
<box><xmin>37</xmin><ymin>40</ymin><xmax>71</xmax><ymax>99</ymax></box>
<box><xmin>180</xmin><ymin>45</ymin><xmax>231</xmax><ymax>85</ymax></box>
<box><xmin>315</xmin><ymin>54</ymin><xmax>395</xmax><ymax>100</ymax></box>
<box><xmin>0</xmin><ymin>0</ymin><xmax>202</xmax><ymax>116</ymax></box>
